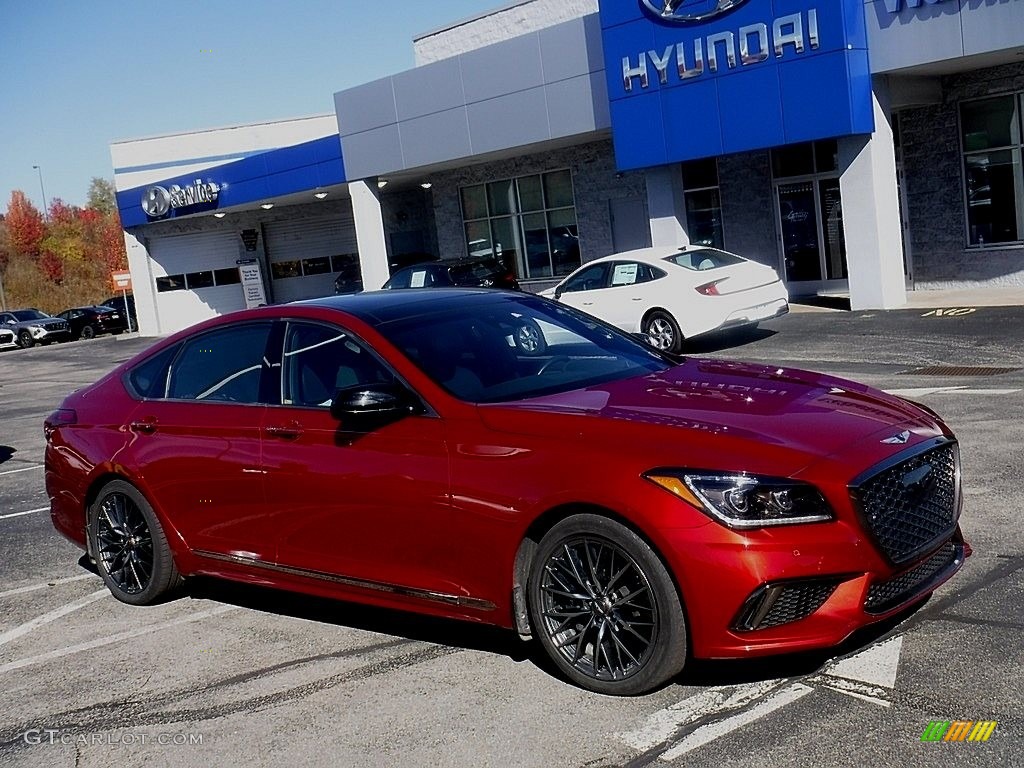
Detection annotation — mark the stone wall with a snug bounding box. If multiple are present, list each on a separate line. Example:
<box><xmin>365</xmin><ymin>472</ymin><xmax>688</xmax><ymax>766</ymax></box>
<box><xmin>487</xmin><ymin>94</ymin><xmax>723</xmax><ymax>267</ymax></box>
<box><xmin>429</xmin><ymin>138</ymin><xmax>648</xmax><ymax>288</ymax></box>
<box><xmin>900</xmin><ymin>62</ymin><xmax>1024</xmax><ymax>289</ymax></box>
<box><xmin>413</xmin><ymin>0</ymin><xmax>598</xmax><ymax>65</ymax></box>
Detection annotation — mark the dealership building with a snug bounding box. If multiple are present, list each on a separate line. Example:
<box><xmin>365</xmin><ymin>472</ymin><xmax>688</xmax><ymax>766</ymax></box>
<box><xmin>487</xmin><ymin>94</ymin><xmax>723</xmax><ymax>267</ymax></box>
<box><xmin>112</xmin><ymin>0</ymin><xmax>1024</xmax><ymax>336</ymax></box>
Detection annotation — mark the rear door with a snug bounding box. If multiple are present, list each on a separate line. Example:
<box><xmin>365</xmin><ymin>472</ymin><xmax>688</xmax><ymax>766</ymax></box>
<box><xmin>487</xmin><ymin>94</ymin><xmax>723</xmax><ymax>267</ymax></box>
<box><xmin>122</xmin><ymin>322</ymin><xmax>275</xmax><ymax>560</ymax></box>
<box><xmin>594</xmin><ymin>261</ymin><xmax>667</xmax><ymax>330</ymax></box>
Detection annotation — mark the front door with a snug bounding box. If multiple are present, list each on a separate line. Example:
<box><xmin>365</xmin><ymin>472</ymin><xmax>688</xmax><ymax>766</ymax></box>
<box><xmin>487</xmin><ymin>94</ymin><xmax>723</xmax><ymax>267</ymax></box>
<box><xmin>775</xmin><ymin>178</ymin><xmax>849</xmax><ymax>292</ymax></box>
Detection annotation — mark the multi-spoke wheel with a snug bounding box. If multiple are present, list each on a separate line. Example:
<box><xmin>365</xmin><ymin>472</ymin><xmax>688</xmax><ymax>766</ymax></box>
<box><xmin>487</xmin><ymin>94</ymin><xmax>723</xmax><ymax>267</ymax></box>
<box><xmin>88</xmin><ymin>480</ymin><xmax>181</xmax><ymax>605</ymax></box>
<box><xmin>642</xmin><ymin>311</ymin><xmax>683</xmax><ymax>355</ymax></box>
<box><xmin>513</xmin><ymin>320</ymin><xmax>547</xmax><ymax>356</ymax></box>
<box><xmin>528</xmin><ymin>514</ymin><xmax>687</xmax><ymax>695</ymax></box>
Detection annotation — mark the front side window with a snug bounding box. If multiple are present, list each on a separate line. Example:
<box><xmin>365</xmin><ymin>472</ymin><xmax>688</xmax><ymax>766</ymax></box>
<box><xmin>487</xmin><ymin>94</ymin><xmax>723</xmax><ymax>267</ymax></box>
<box><xmin>282</xmin><ymin>322</ymin><xmax>394</xmax><ymax>408</ymax></box>
<box><xmin>561</xmin><ymin>263</ymin><xmax>608</xmax><ymax>293</ymax></box>
<box><xmin>460</xmin><ymin>169</ymin><xmax>580</xmax><ymax>281</ymax></box>
<box><xmin>961</xmin><ymin>94</ymin><xmax>1024</xmax><ymax>247</ymax></box>
<box><xmin>166</xmin><ymin>323</ymin><xmax>272</xmax><ymax>403</ymax></box>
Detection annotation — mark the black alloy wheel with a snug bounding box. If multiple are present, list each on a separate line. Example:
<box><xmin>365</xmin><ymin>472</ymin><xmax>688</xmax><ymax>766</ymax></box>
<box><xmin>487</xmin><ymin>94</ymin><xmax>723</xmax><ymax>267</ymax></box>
<box><xmin>642</xmin><ymin>311</ymin><xmax>683</xmax><ymax>355</ymax></box>
<box><xmin>81</xmin><ymin>324</ymin><xmax>96</xmax><ymax>340</ymax></box>
<box><xmin>89</xmin><ymin>480</ymin><xmax>181</xmax><ymax>605</ymax></box>
<box><xmin>528</xmin><ymin>514</ymin><xmax>687</xmax><ymax>695</ymax></box>
<box><xmin>18</xmin><ymin>330</ymin><xmax>34</xmax><ymax>349</ymax></box>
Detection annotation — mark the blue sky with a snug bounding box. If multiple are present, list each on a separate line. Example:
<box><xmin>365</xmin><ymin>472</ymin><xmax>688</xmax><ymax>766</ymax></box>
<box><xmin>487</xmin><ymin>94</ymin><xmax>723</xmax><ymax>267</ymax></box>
<box><xmin>0</xmin><ymin>0</ymin><xmax>488</xmax><ymax>209</ymax></box>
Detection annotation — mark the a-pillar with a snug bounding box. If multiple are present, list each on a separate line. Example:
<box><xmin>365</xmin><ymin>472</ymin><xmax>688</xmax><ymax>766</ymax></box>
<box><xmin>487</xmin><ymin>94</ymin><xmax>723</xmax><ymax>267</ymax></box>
<box><xmin>645</xmin><ymin>165</ymin><xmax>688</xmax><ymax>248</ymax></box>
<box><xmin>838</xmin><ymin>77</ymin><xmax>907</xmax><ymax>310</ymax></box>
<box><xmin>350</xmin><ymin>179</ymin><xmax>390</xmax><ymax>291</ymax></box>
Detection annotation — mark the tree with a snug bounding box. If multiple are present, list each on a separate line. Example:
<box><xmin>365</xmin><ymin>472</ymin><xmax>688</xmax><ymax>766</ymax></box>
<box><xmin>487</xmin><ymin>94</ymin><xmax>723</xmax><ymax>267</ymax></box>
<box><xmin>86</xmin><ymin>177</ymin><xmax>117</xmax><ymax>215</ymax></box>
<box><xmin>5</xmin><ymin>191</ymin><xmax>45</xmax><ymax>258</ymax></box>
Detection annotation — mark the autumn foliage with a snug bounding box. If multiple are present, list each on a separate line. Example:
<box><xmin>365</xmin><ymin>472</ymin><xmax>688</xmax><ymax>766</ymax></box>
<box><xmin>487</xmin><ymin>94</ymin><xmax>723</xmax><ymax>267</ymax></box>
<box><xmin>0</xmin><ymin>180</ymin><xmax>127</xmax><ymax>313</ymax></box>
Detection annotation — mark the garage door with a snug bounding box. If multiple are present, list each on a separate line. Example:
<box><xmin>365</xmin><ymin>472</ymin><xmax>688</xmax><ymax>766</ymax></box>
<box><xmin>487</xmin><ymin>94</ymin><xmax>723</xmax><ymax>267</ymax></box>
<box><xmin>148</xmin><ymin>230</ymin><xmax>245</xmax><ymax>335</ymax></box>
<box><xmin>264</xmin><ymin>212</ymin><xmax>359</xmax><ymax>304</ymax></box>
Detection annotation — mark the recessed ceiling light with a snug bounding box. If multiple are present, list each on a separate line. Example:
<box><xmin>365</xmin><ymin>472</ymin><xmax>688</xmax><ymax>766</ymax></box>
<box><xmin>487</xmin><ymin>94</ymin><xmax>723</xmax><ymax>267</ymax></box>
<box><xmin>420</xmin><ymin>182</ymin><xmax>432</xmax><ymax>189</ymax></box>
<box><xmin>261</xmin><ymin>203</ymin><xmax>274</xmax><ymax>210</ymax></box>
<box><xmin>314</xmin><ymin>192</ymin><xmax>328</xmax><ymax>199</ymax></box>
<box><xmin>213</xmin><ymin>212</ymin><xmax>226</xmax><ymax>218</ymax></box>
<box><xmin>377</xmin><ymin>179</ymin><xmax>389</xmax><ymax>189</ymax></box>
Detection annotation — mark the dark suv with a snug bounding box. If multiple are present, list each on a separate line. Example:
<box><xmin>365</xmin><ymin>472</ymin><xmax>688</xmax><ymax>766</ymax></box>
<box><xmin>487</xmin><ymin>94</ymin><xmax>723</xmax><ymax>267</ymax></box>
<box><xmin>382</xmin><ymin>256</ymin><xmax>520</xmax><ymax>291</ymax></box>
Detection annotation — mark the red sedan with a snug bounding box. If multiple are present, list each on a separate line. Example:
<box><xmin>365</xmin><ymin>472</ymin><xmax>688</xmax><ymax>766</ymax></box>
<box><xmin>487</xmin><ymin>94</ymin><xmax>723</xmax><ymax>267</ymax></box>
<box><xmin>45</xmin><ymin>289</ymin><xmax>968</xmax><ymax>695</ymax></box>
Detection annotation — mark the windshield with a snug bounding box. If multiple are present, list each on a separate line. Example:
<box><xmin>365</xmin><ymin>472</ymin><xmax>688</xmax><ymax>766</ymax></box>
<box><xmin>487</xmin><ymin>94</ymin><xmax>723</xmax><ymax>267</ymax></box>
<box><xmin>11</xmin><ymin>309</ymin><xmax>50</xmax><ymax>321</ymax></box>
<box><xmin>377</xmin><ymin>294</ymin><xmax>671</xmax><ymax>403</ymax></box>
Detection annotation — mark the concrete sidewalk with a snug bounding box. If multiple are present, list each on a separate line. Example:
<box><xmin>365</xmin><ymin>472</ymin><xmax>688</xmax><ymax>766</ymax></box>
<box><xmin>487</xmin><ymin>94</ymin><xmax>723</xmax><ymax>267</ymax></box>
<box><xmin>791</xmin><ymin>286</ymin><xmax>1024</xmax><ymax>313</ymax></box>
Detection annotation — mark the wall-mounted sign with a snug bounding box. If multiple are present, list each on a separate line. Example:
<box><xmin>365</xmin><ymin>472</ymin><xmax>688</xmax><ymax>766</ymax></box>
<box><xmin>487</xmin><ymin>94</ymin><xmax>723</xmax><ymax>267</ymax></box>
<box><xmin>141</xmin><ymin>179</ymin><xmax>220</xmax><ymax>218</ymax></box>
<box><xmin>600</xmin><ymin>0</ymin><xmax>874</xmax><ymax>171</ymax></box>
<box><xmin>240</xmin><ymin>229</ymin><xmax>260</xmax><ymax>252</ymax></box>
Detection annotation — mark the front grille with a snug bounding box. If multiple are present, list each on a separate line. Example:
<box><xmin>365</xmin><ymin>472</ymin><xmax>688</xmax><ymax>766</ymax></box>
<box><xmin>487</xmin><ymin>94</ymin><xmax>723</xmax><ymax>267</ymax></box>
<box><xmin>733</xmin><ymin>579</ymin><xmax>840</xmax><ymax>632</ymax></box>
<box><xmin>865</xmin><ymin>541</ymin><xmax>960</xmax><ymax>614</ymax></box>
<box><xmin>853</xmin><ymin>442</ymin><xmax>959</xmax><ymax>564</ymax></box>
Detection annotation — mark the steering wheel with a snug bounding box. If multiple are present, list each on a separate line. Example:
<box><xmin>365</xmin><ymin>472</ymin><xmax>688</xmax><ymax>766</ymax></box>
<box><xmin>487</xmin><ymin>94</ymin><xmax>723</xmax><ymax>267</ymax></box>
<box><xmin>537</xmin><ymin>355</ymin><xmax>572</xmax><ymax>376</ymax></box>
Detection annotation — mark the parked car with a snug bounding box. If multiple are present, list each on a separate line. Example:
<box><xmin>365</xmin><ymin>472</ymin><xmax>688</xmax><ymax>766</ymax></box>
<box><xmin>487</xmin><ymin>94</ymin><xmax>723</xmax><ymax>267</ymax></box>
<box><xmin>334</xmin><ymin>253</ymin><xmax>440</xmax><ymax>295</ymax></box>
<box><xmin>0</xmin><ymin>309</ymin><xmax>71</xmax><ymax>348</ymax></box>
<box><xmin>0</xmin><ymin>325</ymin><xmax>15</xmax><ymax>350</ymax></box>
<box><xmin>542</xmin><ymin>246</ymin><xmax>789</xmax><ymax>354</ymax></box>
<box><xmin>382</xmin><ymin>256</ymin><xmax>519</xmax><ymax>291</ymax></box>
<box><xmin>45</xmin><ymin>289</ymin><xmax>968</xmax><ymax>695</ymax></box>
<box><xmin>56</xmin><ymin>306</ymin><xmax>129</xmax><ymax>340</ymax></box>
<box><xmin>100</xmin><ymin>294</ymin><xmax>137</xmax><ymax>330</ymax></box>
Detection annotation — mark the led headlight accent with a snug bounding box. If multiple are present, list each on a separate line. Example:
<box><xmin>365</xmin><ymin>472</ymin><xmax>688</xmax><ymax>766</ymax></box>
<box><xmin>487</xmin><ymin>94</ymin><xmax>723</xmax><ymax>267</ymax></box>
<box><xmin>645</xmin><ymin>470</ymin><xmax>834</xmax><ymax>529</ymax></box>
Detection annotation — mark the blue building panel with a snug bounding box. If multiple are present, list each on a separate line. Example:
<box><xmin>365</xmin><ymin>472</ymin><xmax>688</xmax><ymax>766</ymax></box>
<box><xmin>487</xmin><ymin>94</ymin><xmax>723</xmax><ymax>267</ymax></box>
<box><xmin>117</xmin><ymin>135</ymin><xmax>346</xmax><ymax>228</ymax></box>
<box><xmin>600</xmin><ymin>0</ymin><xmax>874</xmax><ymax>170</ymax></box>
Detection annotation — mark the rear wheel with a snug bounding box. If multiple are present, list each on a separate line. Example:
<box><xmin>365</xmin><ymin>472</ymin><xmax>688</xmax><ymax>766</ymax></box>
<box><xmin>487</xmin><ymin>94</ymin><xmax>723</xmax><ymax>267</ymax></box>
<box><xmin>527</xmin><ymin>514</ymin><xmax>687</xmax><ymax>695</ymax></box>
<box><xmin>88</xmin><ymin>480</ymin><xmax>181</xmax><ymax>605</ymax></box>
<box><xmin>642</xmin><ymin>311</ymin><xmax>683</xmax><ymax>355</ymax></box>
<box><xmin>81</xmin><ymin>324</ymin><xmax>96</xmax><ymax>340</ymax></box>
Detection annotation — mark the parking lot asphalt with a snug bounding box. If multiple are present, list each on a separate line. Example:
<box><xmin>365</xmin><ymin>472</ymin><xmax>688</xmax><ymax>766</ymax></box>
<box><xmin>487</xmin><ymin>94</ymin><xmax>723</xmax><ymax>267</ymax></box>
<box><xmin>0</xmin><ymin>306</ymin><xmax>1021</xmax><ymax>768</ymax></box>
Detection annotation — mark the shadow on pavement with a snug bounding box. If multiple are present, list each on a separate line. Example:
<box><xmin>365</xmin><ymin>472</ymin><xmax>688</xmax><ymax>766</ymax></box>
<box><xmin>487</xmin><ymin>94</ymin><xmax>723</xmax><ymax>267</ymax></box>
<box><xmin>0</xmin><ymin>446</ymin><xmax>15</xmax><ymax>465</ymax></box>
<box><xmin>683</xmin><ymin>326</ymin><xmax>778</xmax><ymax>355</ymax></box>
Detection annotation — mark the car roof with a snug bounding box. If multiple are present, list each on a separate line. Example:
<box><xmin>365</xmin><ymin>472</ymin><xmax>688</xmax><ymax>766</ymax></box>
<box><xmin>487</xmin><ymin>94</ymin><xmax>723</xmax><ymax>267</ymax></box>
<box><xmin>296</xmin><ymin>287</ymin><xmax>529</xmax><ymax>325</ymax></box>
<box><xmin>579</xmin><ymin>245</ymin><xmax>740</xmax><ymax>268</ymax></box>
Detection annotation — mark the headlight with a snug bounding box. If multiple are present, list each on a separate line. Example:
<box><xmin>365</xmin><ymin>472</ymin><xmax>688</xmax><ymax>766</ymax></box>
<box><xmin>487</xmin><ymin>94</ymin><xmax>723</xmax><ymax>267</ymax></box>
<box><xmin>644</xmin><ymin>470</ymin><xmax>834</xmax><ymax>529</ymax></box>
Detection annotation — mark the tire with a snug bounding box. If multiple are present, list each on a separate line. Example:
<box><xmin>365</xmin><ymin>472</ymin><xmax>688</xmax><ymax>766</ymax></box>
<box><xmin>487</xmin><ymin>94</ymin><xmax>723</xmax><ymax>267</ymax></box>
<box><xmin>88</xmin><ymin>480</ymin><xmax>182</xmax><ymax>605</ymax></box>
<box><xmin>527</xmin><ymin>514</ymin><xmax>687</xmax><ymax>695</ymax></box>
<box><xmin>513</xmin><ymin>319</ymin><xmax>547</xmax><ymax>356</ymax></box>
<box><xmin>17</xmin><ymin>330</ymin><xmax>34</xmax><ymax>349</ymax></box>
<box><xmin>642</xmin><ymin>311</ymin><xmax>684</xmax><ymax>355</ymax></box>
<box><xmin>81</xmin><ymin>324</ymin><xmax>96</xmax><ymax>340</ymax></box>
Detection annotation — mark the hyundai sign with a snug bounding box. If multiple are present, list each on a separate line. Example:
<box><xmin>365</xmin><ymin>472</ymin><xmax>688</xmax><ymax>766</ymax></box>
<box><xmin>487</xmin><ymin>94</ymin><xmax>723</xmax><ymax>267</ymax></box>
<box><xmin>600</xmin><ymin>0</ymin><xmax>874</xmax><ymax>170</ymax></box>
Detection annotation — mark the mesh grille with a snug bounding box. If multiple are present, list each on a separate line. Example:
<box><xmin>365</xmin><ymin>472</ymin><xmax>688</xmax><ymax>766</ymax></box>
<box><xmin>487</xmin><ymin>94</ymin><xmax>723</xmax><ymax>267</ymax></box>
<box><xmin>865</xmin><ymin>541</ymin><xmax>958</xmax><ymax>613</ymax></box>
<box><xmin>758</xmin><ymin>582</ymin><xmax>839</xmax><ymax>629</ymax></box>
<box><xmin>856</xmin><ymin>444</ymin><xmax>958</xmax><ymax>563</ymax></box>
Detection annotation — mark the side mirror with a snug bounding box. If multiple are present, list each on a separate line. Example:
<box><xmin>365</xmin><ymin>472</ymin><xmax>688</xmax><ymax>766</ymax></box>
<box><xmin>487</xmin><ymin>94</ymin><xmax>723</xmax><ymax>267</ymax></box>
<box><xmin>330</xmin><ymin>383</ymin><xmax>421</xmax><ymax>431</ymax></box>
<box><xmin>554</xmin><ymin>287</ymin><xmax>564</xmax><ymax>300</ymax></box>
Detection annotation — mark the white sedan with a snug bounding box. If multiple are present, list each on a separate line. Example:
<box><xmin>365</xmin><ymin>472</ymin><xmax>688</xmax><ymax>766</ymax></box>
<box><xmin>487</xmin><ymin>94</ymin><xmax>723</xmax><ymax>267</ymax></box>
<box><xmin>541</xmin><ymin>246</ymin><xmax>788</xmax><ymax>353</ymax></box>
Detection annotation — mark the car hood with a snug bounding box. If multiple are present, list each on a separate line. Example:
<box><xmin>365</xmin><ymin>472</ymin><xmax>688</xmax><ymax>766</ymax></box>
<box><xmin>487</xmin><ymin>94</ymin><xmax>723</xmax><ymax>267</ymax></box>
<box><xmin>477</xmin><ymin>358</ymin><xmax>945</xmax><ymax>473</ymax></box>
<box><xmin>10</xmin><ymin>318</ymin><xmax>65</xmax><ymax>329</ymax></box>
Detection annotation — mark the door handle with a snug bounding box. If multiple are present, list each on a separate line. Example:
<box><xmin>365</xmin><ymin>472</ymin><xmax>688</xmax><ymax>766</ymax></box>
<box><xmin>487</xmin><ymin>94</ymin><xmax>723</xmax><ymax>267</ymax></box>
<box><xmin>631</xmin><ymin>297</ymin><xmax>643</xmax><ymax>301</ymax></box>
<box><xmin>265</xmin><ymin>422</ymin><xmax>303</xmax><ymax>440</ymax></box>
<box><xmin>129</xmin><ymin>417</ymin><xmax>157</xmax><ymax>434</ymax></box>
<box><xmin>582</xmin><ymin>302</ymin><xmax>594</xmax><ymax>306</ymax></box>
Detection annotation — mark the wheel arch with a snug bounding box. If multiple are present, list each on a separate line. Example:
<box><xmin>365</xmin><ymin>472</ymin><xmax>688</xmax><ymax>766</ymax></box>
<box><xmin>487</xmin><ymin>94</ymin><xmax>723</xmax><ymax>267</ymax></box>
<box><xmin>511</xmin><ymin>502</ymin><xmax>691</xmax><ymax>641</ymax></box>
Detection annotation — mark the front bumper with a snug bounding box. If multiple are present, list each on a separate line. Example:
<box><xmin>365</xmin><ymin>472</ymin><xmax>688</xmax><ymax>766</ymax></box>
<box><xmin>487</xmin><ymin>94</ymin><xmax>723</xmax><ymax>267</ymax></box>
<box><xmin>30</xmin><ymin>327</ymin><xmax>71</xmax><ymax>342</ymax></box>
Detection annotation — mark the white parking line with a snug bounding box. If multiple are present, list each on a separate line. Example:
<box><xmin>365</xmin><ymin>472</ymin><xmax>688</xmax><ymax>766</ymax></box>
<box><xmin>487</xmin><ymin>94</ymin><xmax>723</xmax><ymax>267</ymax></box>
<box><xmin>0</xmin><ymin>605</ymin><xmax>237</xmax><ymax>675</ymax></box>
<box><xmin>0</xmin><ymin>574</ymin><xmax>98</xmax><ymax>600</ymax></box>
<box><xmin>0</xmin><ymin>507</ymin><xmax>48</xmax><ymax>521</ymax></box>
<box><xmin>0</xmin><ymin>589</ymin><xmax>109</xmax><ymax>649</ymax></box>
<box><xmin>0</xmin><ymin>465</ymin><xmax>42</xmax><ymax>477</ymax></box>
<box><xmin>658</xmin><ymin>683</ymin><xmax>814</xmax><ymax>761</ymax></box>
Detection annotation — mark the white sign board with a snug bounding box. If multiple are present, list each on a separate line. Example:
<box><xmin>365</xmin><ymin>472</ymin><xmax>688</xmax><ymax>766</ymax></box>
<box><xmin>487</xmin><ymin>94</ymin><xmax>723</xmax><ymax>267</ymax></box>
<box><xmin>239</xmin><ymin>262</ymin><xmax>267</xmax><ymax>309</ymax></box>
<box><xmin>611</xmin><ymin>263</ymin><xmax>639</xmax><ymax>286</ymax></box>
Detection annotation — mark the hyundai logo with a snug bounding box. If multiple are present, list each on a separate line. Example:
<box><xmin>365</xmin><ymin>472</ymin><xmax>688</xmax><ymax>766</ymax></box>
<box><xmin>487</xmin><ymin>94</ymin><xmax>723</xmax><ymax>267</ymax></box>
<box><xmin>640</xmin><ymin>0</ymin><xmax>751</xmax><ymax>24</ymax></box>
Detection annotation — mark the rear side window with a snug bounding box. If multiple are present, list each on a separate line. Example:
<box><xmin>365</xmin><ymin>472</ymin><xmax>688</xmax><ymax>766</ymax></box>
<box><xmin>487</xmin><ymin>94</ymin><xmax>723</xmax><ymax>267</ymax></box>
<box><xmin>167</xmin><ymin>323</ymin><xmax>272</xmax><ymax>403</ymax></box>
<box><xmin>126</xmin><ymin>343</ymin><xmax>180</xmax><ymax>399</ymax></box>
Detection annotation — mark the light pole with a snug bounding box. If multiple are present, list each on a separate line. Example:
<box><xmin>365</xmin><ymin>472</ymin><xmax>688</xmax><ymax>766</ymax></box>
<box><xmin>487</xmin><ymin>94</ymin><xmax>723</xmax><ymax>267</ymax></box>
<box><xmin>32</xmin><ymin>164</ymin><xmax>49</xmax><ymax>220</ymax></box>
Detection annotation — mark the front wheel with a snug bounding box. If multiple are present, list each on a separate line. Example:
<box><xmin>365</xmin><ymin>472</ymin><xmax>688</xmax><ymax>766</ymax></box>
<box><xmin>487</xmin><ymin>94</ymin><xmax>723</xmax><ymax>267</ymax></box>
<box><xmin>642</xmin><ymin>311</ymin><xmax>683</xmax><ymax>355</ymax></box>
<box><xmin>513</xmin><ymin>319</ymin><xmax>547</xmax><ymax>356</ymax></box>
<box><xmin>88</xmin><ymin>480</ymin><xmax>181</xmax><ymax>605</ymax></box>
<box><xmin>527</xmin><ymin>514</ymin><xmax>687</xmax><ymax>695</ymax></box>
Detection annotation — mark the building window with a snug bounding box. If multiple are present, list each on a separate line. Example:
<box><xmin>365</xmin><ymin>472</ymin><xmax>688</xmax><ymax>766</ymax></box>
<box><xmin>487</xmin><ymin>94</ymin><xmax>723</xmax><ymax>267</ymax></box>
<box><xmin>961</xmin><ymin>94</ymin><xmax>1024</xmax><ymax>247</ymax></box>
<box><xmin>681</xmin><ymin>158</ymin><xmax>724</xmax><ymax>249</ymax></box>
<box><xmin>271</xmin><ymin>253</ymin><xmax>358</xmax><ymax>280</ymax></box>
<box><xmin>459</xmin><ymin>169</ymin><xmax>580</xmax><ymax>280</ymax></box>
